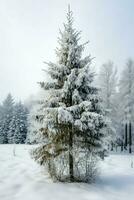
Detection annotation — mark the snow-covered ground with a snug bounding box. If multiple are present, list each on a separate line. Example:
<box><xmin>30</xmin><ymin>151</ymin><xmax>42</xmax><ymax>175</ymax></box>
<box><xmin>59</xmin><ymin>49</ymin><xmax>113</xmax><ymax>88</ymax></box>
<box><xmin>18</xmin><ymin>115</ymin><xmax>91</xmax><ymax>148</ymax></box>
<box><xmin>0</xmin><ymin>145</ymin><xmax>134</xmax><ymax>200</ymax></box>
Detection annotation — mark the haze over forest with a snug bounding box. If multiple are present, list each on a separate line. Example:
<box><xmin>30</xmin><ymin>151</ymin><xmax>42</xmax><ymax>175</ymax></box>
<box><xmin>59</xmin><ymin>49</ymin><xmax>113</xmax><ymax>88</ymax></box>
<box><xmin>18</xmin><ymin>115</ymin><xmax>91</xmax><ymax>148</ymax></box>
<box><xmin>0</xmin><ymin>0</ymin><xmax>134</xmax><ymax>101</ymax></box>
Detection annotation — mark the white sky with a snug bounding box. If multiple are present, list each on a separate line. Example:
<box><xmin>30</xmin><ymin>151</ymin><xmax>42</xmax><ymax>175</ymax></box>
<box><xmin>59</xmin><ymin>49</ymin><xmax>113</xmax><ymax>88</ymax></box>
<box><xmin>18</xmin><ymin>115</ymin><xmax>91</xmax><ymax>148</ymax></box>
<box><xmin>0</xmin><ymin>0</ymin><xmax>134</xmax><ymax>102</ymax></box>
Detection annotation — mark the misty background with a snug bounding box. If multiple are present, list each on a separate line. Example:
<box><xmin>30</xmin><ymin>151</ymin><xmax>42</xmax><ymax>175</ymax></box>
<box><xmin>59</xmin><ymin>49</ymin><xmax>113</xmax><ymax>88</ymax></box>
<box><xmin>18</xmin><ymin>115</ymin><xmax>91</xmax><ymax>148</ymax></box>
<box><xmin>0</xmin><ymin>0</ymin><xmax>134</xmax><ymax>102</ymax></box>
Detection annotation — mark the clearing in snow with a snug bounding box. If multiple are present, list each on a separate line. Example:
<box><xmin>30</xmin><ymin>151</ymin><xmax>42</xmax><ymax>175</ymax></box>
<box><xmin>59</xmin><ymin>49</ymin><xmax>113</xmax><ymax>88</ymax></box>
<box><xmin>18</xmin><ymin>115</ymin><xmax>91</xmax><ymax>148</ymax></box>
<box><xmin>0</xmin><ymin>145</ymin><xmax>134</xmax><ymax>200</ymax></box>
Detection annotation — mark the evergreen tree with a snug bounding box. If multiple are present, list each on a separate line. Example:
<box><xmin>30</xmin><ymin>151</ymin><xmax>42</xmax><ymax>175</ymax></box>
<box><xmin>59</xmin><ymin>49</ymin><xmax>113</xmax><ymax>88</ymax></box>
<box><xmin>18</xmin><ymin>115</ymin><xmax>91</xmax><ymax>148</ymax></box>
<box><xmin>0</xmin><ymin>94</ymin><xmax>14</xmax><ymax>143</ymax></box>
<box><xmin>26</xmin><ymin>101</ymin><xmax>42</xmax><ymax>144</ymax></box>
<box><xmin>0</xmin><ymin>104</ymin><xmax>4</xmax><ymax>143</ymax></box>
<box><xmin>32</xmin><ymin>7</ymin><xmax>106</xmax><ymax>182</ymax></box>
<box><xmin>8</xmin><ymin>102</ymin><xmax>28</xmax><ymax>144</ymax></box>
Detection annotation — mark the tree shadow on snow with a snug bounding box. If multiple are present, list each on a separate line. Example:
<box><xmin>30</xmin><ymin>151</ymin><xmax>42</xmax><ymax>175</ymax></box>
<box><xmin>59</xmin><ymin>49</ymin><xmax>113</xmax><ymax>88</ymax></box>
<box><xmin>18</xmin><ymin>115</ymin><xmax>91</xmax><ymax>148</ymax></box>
<box><xmin>98</xmin><ymin>174</ymin><xmax>134</xmax><ymax>190</ymax></box>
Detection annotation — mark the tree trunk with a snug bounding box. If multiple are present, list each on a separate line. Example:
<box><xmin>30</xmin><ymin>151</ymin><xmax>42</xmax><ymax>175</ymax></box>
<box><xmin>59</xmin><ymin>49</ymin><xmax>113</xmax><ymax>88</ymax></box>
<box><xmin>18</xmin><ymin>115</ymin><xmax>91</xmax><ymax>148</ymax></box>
<box><xmin>121</xmin><ymin>140</ymin><xmax>123</xmax><ymax>152</ymax></box>
<box><xmin>111</xmin><ymin>141</ymin><xmax>114</xmax><ymax>151</ymax></box>
<box><xmin>69</xmin><ymin>126</ymin><xmax>74</xmax><ymax>181</ymax></box>
<box><xmin>115</xmin><ymin>145</ymin><xmax>117</xmax><ymax>152</ymax></box>
<box><xmin>124</xmin><ymin>123</ymin><xmax>128</xmax><ymax>150</ymax></box>
<box><xmin>129</xmin><ymin>122</ymin><xmax>132</xmax><ymax>154</ymax></box>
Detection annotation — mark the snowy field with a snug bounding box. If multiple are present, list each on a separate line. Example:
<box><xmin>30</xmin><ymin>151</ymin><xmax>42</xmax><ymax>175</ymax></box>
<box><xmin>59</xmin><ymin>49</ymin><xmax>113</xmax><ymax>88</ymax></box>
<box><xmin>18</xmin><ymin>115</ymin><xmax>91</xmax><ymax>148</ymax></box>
<box><xmin>0</xmin><ymin>145</ymin><xmax>134</xmax><ymax>200</ymax></box>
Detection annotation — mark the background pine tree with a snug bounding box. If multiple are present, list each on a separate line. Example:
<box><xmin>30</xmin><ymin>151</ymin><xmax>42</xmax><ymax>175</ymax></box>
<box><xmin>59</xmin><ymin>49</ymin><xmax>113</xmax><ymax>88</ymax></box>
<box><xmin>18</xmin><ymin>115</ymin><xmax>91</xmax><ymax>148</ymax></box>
<box><xmin>8</xmin><ymin>102</ymin><xmax>28</xmax><ymax>144</ymax></box>
<box><xmin>0</xmin><ymin>94</ymin><xmax>14</xmax><ymax>143</ymax></box>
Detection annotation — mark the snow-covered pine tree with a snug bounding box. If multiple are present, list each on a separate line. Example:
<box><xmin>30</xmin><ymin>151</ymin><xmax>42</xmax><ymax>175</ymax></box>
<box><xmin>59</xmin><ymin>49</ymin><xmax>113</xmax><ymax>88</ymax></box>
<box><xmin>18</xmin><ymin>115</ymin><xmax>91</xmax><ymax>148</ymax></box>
<box><xmin>26</xmin><ymin>100</ymin><xmax>43</xmax><ymax>144</ymax></box>
<box><xmin>0</xmin><ymin>94</ymin><xmax>14</xmax><ymax>143</ymax></box>
<box><xmin>32</xmin><ymin>7</ymin><xmax>106</xmax><ymax>182</ymax></box>
<box><xmin>8</xmin><ymin>102</ymin><xmax>28</xmax><ymax>144</ymax></box>
<box><xmin>97</xmin><ymin>61</ymin><xmax>118</xmax><ymax>150</ymax></box>
<box><xmin>0</xmin><ymin>104</ymin><xmax>4</xmax><ymax>143</ymax></box>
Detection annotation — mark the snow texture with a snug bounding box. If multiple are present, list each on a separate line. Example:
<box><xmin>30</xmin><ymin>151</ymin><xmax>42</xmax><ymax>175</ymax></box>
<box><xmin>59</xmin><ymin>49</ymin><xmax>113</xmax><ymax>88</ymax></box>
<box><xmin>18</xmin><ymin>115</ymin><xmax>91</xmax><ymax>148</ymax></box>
<box><xmin>0</xmin><ymin>145</ymin><xmax>134</xmax><ymax>200</ymax></box>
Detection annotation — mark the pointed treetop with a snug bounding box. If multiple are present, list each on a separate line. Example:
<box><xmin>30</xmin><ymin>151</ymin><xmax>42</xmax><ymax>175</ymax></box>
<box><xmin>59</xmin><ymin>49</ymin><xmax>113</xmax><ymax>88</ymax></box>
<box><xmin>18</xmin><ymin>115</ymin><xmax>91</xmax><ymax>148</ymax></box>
<box><xmin>3</xmin><ymin>93</ymin><xmax>14</xmax><ymax>105</ymax></box>
<box><xmin>66</xmin><ymin>4</ymin><xmax>73</xmax><ymax>27</ymax></box>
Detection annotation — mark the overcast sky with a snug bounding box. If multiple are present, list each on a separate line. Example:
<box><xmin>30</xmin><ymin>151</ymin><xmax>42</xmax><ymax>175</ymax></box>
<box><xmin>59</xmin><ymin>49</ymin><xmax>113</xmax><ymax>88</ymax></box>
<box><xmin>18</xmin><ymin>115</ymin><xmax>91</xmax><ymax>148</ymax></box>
<box><xmin>0</xmin><ymin>0</ymin><xmax>134</xmax><ymax>102</ymax></box>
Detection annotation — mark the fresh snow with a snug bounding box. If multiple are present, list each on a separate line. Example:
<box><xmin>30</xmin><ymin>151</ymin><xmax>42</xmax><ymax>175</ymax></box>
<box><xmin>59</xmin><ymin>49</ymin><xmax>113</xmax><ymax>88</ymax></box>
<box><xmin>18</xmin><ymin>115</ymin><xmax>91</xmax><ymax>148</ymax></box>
<box><xmin>0</xmin><ymin>145</ymin><xmax>134</xmax><ymax>200</ymax></box>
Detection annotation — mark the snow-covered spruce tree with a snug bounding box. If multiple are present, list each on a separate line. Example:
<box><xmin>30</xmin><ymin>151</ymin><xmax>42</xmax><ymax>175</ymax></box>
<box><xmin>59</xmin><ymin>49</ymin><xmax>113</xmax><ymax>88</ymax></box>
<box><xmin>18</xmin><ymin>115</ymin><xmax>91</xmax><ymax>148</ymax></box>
<box><xmin>8</xmin><ymin>102</ymin><xmax>28</xmax><ymax>144</ymax></box>
<box><xmin>24</xmin><ymin>94</ymin><xmax>40</xmax><ymax>144</ymax></box>
<box><xmin>0</xmin><ymin>94</ymin><xmax>14</xmax><ymax>143</ymax></box>
<box><xmin>0</xmin><ymin>104</ymin><xmax>4</xmax><ymax>143</ymax></box>
<box><xmin>26</xmin><ymin>100</ymin><xmax>43</xmax><ymax>144</ymax></box>
<box><xmin>32</xmin><ymin>7</ymin><xmax>106</xmax><ymax>182</ymax></box>
<box><xmin>97</xmin><ymin>61</ymin><xmax>118</xmax><ymax>150</ymax></box>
